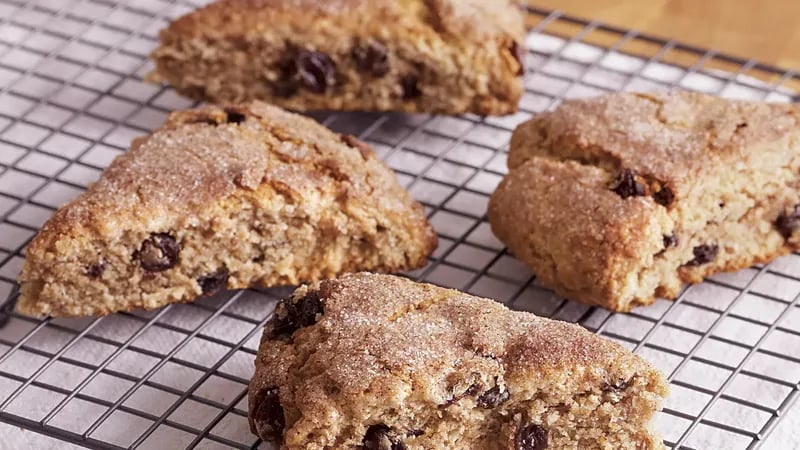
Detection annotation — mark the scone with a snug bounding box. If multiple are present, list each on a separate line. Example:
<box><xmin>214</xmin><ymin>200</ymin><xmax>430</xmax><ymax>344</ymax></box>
<box><xmin>17</xmin><ymin>102</ymin><xmax>436</xmax><ymax>317</ymax></box>
<box><xmin>148</xmin><ymin>0</ymin><xmax>525</xmax><ymax>115</ymax></box>
<box><xmin>489</xmin><ymin>91</ymin><xmax>800</xmax><ymax>311</ymax></box>
<box><xmin>248</xmin><ymin>273</ymin><xmax>668</xmax><ymax>449</ymax></box>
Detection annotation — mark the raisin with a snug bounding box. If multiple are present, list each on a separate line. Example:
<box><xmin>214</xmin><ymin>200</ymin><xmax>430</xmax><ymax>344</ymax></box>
<box><xmin>267</xmin><ymin>290</ymin><xmax>324</xmax><ymax>338</ymax></box>
<box><xmin>476</xmin><ymin>385</ymin><xmax>510</xmax><ymax>408</ymax></box>
<box><xmin>362</xmin><ymin>424</ymin><xmax>406</xmax><ymax>450</ymax></box>
<box><xmin>86</xmin><ymin>260</ymin><xmax>106</xmax><ymax>279</ymax></box>
<box><xmin>353</xmin><ymin>41</ymin><xmax>390</xmax><ymax>77</ymax></box>
<box><xmin>653</xmin><ymin>185</ymin><xmax>674</xmax><ymax>206</ymax></box>
<box><xmin>516</xmin><ymin>423</ymin><xmax>548</xmax><ymax>450</ymax></box>
<box><xmin>463</xmin><ymin>383</ymin><xmax>481</xmax><ymax>397</ymax></box>
<box><xmin>776</xmin><ymin>204</ymin><xmax>800</xmax><ymax>239</ymax></box>
<box><xmin>685</xmin><ymin>244</ymin><xmax>719</xmax><ymax>266</ymax></box>
<box><xmin>225</xmin><ymin>109</ymin><xmax>246</xmax><ymax>124</ymax></box>
<box><xmin>137</xmin><ymin>233</ymin><xmax>180</xmax><ymax>272</ymax></box>
<box><xmin>441</xmin><ymin>383</ymin><xmax>477</xmax><ymax>408</ymax></box>
<box><xmin>610</xmin><ymin>169</ymin><xmax>646</xmax><ymax>199</ymax></box>
<box><xmin>252</xmin><ymin>387</ymin><xmax>284</xmax><ymax>440</ymax></box>
<box><xmin>295</xmin><ymin>50</ymin><xmax>336</xmax><ymax>93</ymax></box>
<box><xmin>441</xmin><ymin>373</ymin><xmax>482</xmax><ymax>408</ymax></box>
<box><xmin>603</xmin><ymin>377</ymin><xmax>634</xmax><ymax>393</ymax></box>
<box><xmin>401</xmin><ymin>76</ymin><xmax>421</xmax><ymax>99</ymax></box>
<box><xmin>510</xmin><ymin>41</ymin><xmax>525</xmax><ymax>76</ymax></box>
<box><xmin>198</xmin><ymin>269</ymin><xmax>229</xmax><ymax>296</ymax></box>
<box><xmin>663</xmin><ymin>234</ymin><xmax>678</xmax><ymax>249</ymax></box>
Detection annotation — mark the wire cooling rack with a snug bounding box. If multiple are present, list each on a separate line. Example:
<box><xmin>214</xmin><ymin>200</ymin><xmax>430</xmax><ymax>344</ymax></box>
<box><xmin>0</xmin><ymin>0</ymin><xmax>798</xmax><ymax>449</ymax></box>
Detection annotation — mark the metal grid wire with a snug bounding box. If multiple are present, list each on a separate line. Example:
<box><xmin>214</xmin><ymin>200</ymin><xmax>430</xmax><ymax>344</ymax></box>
<box><xmin>0</xmin><ymin>0</ymin><xmax>798</xmax><ymax>448</ymax></box>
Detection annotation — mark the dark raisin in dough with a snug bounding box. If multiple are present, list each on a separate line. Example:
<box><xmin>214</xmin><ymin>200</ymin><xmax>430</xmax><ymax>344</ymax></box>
<box><xmin>653</xmin><ymin>185</ymin><xmax>674</xmax><ymax>206</ymax></box>
<box><xmin>463</xmin><ymin>383</ymin><xmax>481</xmax><ymax>397</ymax></box>
<box><xmin>401</xmin><ymin>76</ymin><xmax>421</xmax><ymax>99</ymax></box>
<box><xmin>603</xmin><ymin>376</ymin><xmax>634</xmax><ymax>393</ymax></box>
<box><xmin>86</xmin><ymin>260</ymin><xmax>106</xmax><ymax>279</ymax></box>
<box><xmin>198</xmin><ymin>269</ymin><xmax>229</xmax><ymax>296</ymax></box>
<box><xmin>225</xmin><ymin>109</ymin><xmax>246</xmax><ymax>124</ymax></box>
<box><xmin>295</xmin><ymin>50</ymin><xmax>336</xmax><ymax>93</ymax></box>
<box><xmin>776</xmin><ymin>204</ymin><xmax>800</xmax><ymax>239</ymax></box>
<box><xmin>663</xmin><ymin>234</ymin><xmax>678</xmax><ymax>249</ymax></box>
<box><xmin>353</xmin><ymin>41</ymin><xmax>389</xmax><ymax>77</ymax></box>
<box><xmin>362</xmin><ymin>424</ymin><xmax>406</xmax><ymax>450</ymax></box>
<box><xmin>137</xmin><ymin>233</ymin><xmax>180</xmax><ymax>272</ymax></box>
<box><xmin>253</xmin><ymin>387</ymin><xmax>285</xmax><ymax>440</ymax></box>
<box><xmin>610</xmin><ymin>169</ymin><xmax>646</xmax><ymax>199</ymax></box>
<box><xmin>685</xmin><ymin>244</ymin><xmax>719</xmax><ymax>266</ymax></box>
<box><xmin>476</xmin><ymin>385</ymin><xmax>510</xmax><ymax>408</ymax></box>
<box><xmin>516</xmin><ymin>423</ymin><xmax>548</xmax><ymax>450</ymax></box>
<box><xmin>440</xmin><ymin>382</ymin><xmax>478</xmax><ymax>408</ymax></box>
<box><xmin>267</xmin><ymin>290</ymin><xmax>324</xmax><ymax>338</ymax></box>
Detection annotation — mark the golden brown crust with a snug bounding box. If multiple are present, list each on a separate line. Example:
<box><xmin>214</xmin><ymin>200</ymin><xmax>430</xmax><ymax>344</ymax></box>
<box><xmin>249</xmin><ymin>273</ymin><xmax>668</xmax><ymax>449</ymax></box>
<box><xmin>491</xmin><ymin>91</ymin><xmax>800</xmax><ymax>311</ymax></box>
<box><xmin>150</xmin><ymin>0</ymin><xmax>525</xmax><ymax>115</ymax></box>
<box><xmin>508</xmin><ymin>91</ymin><xmax>800</xmax><ymax>194</ymax></box>
<box><xmin>18</xmin><ymin>102</ymin><xmax>436</xmax><ymax>317</ymax></box>
<box><xmin>165</xmin><ymin>0</ymin><xmax>525</xmax><ymax>44</ymax></box>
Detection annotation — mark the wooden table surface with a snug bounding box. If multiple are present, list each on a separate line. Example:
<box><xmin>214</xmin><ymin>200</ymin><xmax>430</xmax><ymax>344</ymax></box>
<box><xmin>530</xmin><ymin>0</ymin><xmax>800</xmax><ymax>70</ymax></box>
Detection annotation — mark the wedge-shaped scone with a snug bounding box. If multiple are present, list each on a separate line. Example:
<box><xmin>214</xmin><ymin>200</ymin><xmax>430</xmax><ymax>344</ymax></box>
<box><xmin>489</xmin><ymin>91</ymin><xmax>800</xmax><ymax>311</ymax></box>
<box><xmin>249</xmin><ymin>273</ymin><xmax>668</xmax><ymax>449</ymax></box>
<box><xmin>18</xmin><ymin>102</ymin><xmax>436</xmax><ymax>317</ymax></box>
<box><xmin>149</xmin><ymin>0</ymin><xmax>525</xmax><ymax>115</ymax></box>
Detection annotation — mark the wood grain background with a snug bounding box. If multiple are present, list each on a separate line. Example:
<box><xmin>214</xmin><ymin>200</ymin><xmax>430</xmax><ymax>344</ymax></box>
<box><xmin>529</xmin><ymin>0</ymin><xmax>800</xmax><ymax>70</ymax></box>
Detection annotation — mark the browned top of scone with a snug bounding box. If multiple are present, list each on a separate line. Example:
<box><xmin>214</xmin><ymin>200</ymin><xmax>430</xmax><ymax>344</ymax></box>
<box><xmin>313</xmin><ymin>272</ymin><xmax>636</xmax><ymax>372</ymax></box>
<box><xmin>509</xmin><ymin>91</ymin><xmax>800</xmax><ymax>198</ymax></box>
<box><xmin>161</xmin><ymin>0</ymin><xmax>525</xmax><ymax>45</ymax></box>
<box><xmin>250</xmin><ymin>273</ymin><xmax>665</xmax><ymax>444</ymax></box>
<box><xmin>26</xmin><ymin>102</ymin><xmax>434</xmax><ymax>255</ymax></box>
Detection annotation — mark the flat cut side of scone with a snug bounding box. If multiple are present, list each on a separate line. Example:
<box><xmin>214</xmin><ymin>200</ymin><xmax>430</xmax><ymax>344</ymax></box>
<box><xmin>248</xmin><ymin>273</ymin><xmax>668</xmax><ymax>450</ymax></box>
<box><xmin>489</xmin><ymin>91</ymin><xmax>800</xmax><ymax>311</ymax></box>
<box><xmin>149</xmin><ymin>0</ymin><xmax>525</xmax><ymax>115</ymax></box>
<box><xmin>18</xmin><ymin>102</ymin><xmax>436</xmax><ymax>317</ymax></box>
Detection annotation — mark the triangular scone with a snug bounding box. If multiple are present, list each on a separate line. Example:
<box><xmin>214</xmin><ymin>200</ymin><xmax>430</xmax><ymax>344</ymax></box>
<box><xmin>18</xmin><ymin>102</ymin><xmax>436</xmax><ymax>317</ymax></box>
<box><xmin>249</xmin><ymin>273</ymin><xmax>668</xmax><ymax>449</ymax></box>
<box><xmin>490</xmin><ymin>91</ymin><xmax>800</xmax><ymax>311</ymax></box>
<box><xmin>149</xmin><ymin>0</ymin><xmax>525</xmax><ymax>115</ymax></box>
